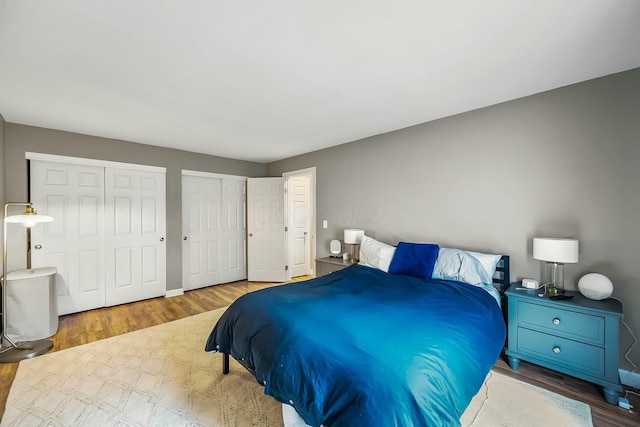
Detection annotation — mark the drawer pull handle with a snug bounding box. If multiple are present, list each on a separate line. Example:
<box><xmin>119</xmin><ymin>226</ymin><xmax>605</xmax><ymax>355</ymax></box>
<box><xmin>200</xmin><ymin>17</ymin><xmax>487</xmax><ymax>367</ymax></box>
<box><xmin>553</xmin><ymin>346</ymin><xmax>561</xmax><ymax>354</ymax></box>
<box><xmin>553</xmin><ymin>318</ymin><xmax>560</xmax><ymax>325</ymax></box>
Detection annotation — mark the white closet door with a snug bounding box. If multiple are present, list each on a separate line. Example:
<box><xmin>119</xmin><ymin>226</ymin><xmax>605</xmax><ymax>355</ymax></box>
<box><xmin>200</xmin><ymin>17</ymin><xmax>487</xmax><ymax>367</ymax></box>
<box><xmin>182</xmin><ymin>175</ymin><xmax>224</xmax><ymax>290</ymax></box>
<box><xmin>182</xmin><ymin>175</ymin><xmax>247</xmax><ymax>290</ymax></box>
<box><xmin>247</xmin><ymin>177</ymin><xmax>288</xmax><ymax>282</ymax></box>
<box><xmin>30</xmin><ymin>161</ymin><xmax>106</xmax><ymax>315</ymax></box>
<box><xmin>105</xmin><ymin>168</ymin><xmax>166</xmax><ymax>306</ymax></box>
<box><xmin>220</xmin><ymin>178</ymin><xmax>247</xmax><ymax>283</ymax></box>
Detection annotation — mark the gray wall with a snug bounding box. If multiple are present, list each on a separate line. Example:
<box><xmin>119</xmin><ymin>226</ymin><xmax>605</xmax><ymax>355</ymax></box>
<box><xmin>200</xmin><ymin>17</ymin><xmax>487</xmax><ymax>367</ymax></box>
<box><xmin>268</xmin><ymin>68</ymin><xmax>640</xmax><ymax>370</ymax></box>
<box><xmin>4</xmin><ymin>123</ymin><xmax>267</xmax><ymax>290</ymax></box>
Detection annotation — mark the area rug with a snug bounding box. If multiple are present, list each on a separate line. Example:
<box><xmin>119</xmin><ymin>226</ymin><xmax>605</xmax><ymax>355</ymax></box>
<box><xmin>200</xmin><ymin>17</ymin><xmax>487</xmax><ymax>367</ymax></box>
<box><xmin>2</xmin><ymin>307</ymin><xmax>593</xmax><ymax>427</ymax></box>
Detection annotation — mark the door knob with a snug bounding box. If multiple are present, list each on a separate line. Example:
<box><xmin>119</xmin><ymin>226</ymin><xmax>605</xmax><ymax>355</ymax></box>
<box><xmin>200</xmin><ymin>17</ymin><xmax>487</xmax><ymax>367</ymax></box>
<box><xmin>160</xmin><ymin>237</ymin><xmax>165</xmax><ymax>242</ymax></box>
<box><xmin>183</xmin><ymin>236</ymin><xmax>187</xmax><ymax>241</ymax></box>
<box><xmin>34</xmin><ymin>244</ymin><xmax>42</xmax><ymax>250</ymax></box>
<box><xmin>248</xmin><ymin>233</ymin><xmax>253</xmax><ymax>237</ymax></box>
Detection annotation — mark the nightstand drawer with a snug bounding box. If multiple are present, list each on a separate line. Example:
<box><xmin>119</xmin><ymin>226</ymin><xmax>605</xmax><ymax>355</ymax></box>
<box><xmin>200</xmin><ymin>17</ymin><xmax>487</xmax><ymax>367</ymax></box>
<box><xmin>516</xmin><ymin>328</ymin><xmax>605</xmax><ymax>378</ymax></box>
<box><xmin>516</xmin><ymin>300</ymin><xmax>605</xmax><ymax>346</ymax></box>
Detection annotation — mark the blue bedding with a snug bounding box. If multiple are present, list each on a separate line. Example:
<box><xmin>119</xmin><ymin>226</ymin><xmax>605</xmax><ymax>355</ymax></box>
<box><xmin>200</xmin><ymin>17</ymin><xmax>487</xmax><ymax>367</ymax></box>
<box><xmin>205</xmin><ymin>265</ymin><xmax>505</xmax><ymax>426</ymax></box>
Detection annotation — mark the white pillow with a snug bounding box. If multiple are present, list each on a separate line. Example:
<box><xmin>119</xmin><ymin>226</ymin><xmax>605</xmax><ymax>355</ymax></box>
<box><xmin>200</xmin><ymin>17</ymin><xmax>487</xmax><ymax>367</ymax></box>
<box><xmin>359</xmin><ymin>235</ymin><xmax>396</xmax><ymax>273</ymax></box>
<box><xmin>432</xmin><ymin>248</ymin><xmax>492</xmax><ymax>285</ymax></box>
<box><xmin>466</xmin><ymin>250</ymin><xmax>502</xmax><ymax>280</ymax></box>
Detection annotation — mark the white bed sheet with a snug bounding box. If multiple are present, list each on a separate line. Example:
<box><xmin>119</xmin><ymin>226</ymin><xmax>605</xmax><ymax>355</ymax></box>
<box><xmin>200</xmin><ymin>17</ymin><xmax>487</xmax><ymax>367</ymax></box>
<box><xmin>282</xmin><ymin>403</ymin><xmax>312</xmax><ymax>427</ymax></box>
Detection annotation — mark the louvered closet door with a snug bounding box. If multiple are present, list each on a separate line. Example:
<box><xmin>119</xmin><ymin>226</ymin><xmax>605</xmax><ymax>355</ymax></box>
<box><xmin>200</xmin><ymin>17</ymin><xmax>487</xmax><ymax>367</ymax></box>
<box><xmin>30</xmin><ymin>161</ymin><xmax>106</xmax><ymax>315</ymax></box>
<box><xmin>105</xmin><ymin>168</ymin><xmax>166</xmax><ymax>306</ymax></box>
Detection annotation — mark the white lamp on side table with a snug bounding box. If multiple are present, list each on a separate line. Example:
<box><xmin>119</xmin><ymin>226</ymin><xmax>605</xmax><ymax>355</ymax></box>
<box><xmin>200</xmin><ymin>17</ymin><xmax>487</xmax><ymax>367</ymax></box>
<box><xmin>533</xmin><ymin>237</ymin><xmax>579</xmax><ymax>295</ymax></box>
<box><xmin>343</xmin><ymin>229</ymin><xmax>364</xmax><ymax>264</ymax></box>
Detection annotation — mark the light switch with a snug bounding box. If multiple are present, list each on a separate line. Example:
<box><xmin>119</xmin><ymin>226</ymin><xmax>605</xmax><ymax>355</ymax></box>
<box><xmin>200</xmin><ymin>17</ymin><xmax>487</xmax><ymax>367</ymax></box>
<box><xmin>322</xmin><ymin>220</ymin><xmax>328</xmax><ymax>229</ymax></box>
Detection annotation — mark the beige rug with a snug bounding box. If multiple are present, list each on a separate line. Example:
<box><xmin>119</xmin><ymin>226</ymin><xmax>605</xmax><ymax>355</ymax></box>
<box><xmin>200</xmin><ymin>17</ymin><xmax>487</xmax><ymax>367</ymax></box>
<box><xmin>2</xmin><ymin>307</ymin><xmax>593</xmax><ymax>427</ymax></box>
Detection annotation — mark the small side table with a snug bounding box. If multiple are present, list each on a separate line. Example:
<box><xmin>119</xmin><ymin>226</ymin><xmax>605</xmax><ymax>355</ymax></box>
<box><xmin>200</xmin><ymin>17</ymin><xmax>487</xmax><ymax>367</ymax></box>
<box><xmin>505</xmin><ymin>287</ymin><xmax>623</xmax><ymax>404</ymax></box>
<box><xmin>315</xmin><ymin>257</ymin><xmax>354</xmax><ymax>277</ymax></box>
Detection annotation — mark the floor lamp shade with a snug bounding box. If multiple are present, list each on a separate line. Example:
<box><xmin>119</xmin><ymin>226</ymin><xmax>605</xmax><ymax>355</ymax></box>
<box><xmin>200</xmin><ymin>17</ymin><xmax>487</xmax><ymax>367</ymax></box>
<box><xmin>5</xmin><ymin>211</ymin><xmax>53</xmax><ymax>228</ymax></box>
<box><xmin>533</xmin><ymin>237</ymin><xmax>579</xmax><ymax>294</ymax></box>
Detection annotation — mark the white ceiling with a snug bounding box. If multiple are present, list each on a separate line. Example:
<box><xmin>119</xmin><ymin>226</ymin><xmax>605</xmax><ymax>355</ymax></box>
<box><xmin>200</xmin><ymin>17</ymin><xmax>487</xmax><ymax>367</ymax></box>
<box><xmin>1</xmin><ymin>1</ymin><xmax>639</xmax><ymax>163</ymax></box>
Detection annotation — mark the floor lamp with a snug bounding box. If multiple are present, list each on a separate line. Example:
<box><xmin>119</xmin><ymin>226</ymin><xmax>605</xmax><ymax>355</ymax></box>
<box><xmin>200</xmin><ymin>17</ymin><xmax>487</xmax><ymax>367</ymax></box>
<box><xmin>0</xmin><ymin>202</ymin><xmax>54</xmax><ymax>363</ymax></box>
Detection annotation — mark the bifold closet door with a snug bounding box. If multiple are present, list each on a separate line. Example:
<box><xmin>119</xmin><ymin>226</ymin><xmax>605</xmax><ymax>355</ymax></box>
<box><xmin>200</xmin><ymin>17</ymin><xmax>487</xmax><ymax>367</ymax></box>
<box><xmin>30</xmin><ymin>161</ymin><xmax>106</xmax><ymax>315</ymax></box>
<box><xmin>31</xmin><ymin>160</ymin><xmax>167</xmax><ymax>315</ymax></box>
<box><xmin>182</xmin><ymin>175</ymin><xmax>246</xmax><ymax>291</ymax></box>
<box><xmin>105</xmin><ymin>168</ymin><xmax>166</xmax><ymax>306</ymax></box>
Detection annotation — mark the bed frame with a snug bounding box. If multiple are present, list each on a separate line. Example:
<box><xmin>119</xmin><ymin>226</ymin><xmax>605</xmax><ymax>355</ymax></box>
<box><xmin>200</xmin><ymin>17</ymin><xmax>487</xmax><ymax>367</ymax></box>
<box><xmin>221</xmin><ymin>255</ymin><xmax>511</xmax><ymax>375</ymax></box>
<box><xmin>492</xmin><ymin>255</ymin><xmax>511</xmax><ymax>291</ymax></box>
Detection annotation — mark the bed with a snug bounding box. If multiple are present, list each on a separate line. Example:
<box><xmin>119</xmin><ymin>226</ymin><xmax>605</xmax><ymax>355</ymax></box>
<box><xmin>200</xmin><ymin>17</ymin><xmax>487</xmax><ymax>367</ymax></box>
<box><xmin>205</xmin><ymin>241</ymin><xmax>509</xmax><ymax>427</ymax></box>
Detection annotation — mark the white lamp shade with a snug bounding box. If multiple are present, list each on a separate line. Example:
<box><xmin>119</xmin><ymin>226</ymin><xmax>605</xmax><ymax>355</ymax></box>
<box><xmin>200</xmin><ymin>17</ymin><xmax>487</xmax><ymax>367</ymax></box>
<box><xmin>533</xmin><ymin>237</ymin><xmax>579</xmax><ymax>263</ymax></box>
<box><xmin>344</xmin><ymin>229</ymin><xmax>364</xmax><ymax>244</ymax></box>
<box><xmin>5</xmin><ymin>213</ymin><xmax>54</xmax><ymax>228</ymax></box>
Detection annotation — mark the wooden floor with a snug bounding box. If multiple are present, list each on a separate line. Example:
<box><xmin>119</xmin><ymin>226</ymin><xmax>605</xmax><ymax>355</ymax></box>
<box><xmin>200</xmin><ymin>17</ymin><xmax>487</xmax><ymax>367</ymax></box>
<box><xmin>1</xmin><ymin>279</ymin><xmax>639</xmax><ymax>426</ymax></box>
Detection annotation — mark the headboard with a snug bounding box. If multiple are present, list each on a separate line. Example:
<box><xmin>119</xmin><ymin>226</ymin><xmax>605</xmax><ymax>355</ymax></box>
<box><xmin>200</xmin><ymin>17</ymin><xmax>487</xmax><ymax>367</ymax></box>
<box><xmin>492</xmin><ymin>255</ymin><xmax>510</xmax><ymax>292</ymax></box>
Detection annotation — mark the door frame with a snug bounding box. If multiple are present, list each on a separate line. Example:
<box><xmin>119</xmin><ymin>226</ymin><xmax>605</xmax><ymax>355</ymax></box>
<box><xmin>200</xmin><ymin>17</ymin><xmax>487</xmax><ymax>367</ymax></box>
<box><xmin>282</xmin><ymin>167</ymin><xmax>316</xmax><ymax>277</ymax></box>
<box><xmin>26</xmin><ymin>152</ymin><xmax>166</xmax><ymax>173</ymax></box>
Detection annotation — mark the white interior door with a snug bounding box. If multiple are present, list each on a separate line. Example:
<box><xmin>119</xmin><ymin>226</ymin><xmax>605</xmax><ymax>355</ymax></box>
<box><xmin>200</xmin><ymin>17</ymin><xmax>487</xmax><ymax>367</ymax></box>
<box><xmin>30</xmin><ymin>161</ymin><xmax>106</xmax><ymax>315</ymax></box>
<box><xmin>247</xmin><ymin>177</ymin><xmax>288</xmax><ymax>282</ymax></box>
<box><xmin>104</xmin><ymin>168</ymin><xmax>166</xmax><ymax>306</ymax></box>
<box><xmin>287</xmin><ymin>175</ymin><xmax>312</xmax><ymax>278</ymax></box>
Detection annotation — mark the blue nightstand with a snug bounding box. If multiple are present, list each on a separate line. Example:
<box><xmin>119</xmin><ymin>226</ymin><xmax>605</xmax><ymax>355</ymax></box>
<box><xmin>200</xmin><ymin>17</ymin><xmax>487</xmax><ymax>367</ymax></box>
<box><xmin>505</xmin><ymin>287</ymin><xmax>623</xmax><ymax>404</ymax></box>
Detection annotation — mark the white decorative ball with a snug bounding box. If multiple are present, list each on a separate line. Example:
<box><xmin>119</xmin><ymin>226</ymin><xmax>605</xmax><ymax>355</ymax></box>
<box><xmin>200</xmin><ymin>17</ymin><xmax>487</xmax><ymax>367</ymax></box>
<box><xmin>578</xmin><ymin>273</ymin><xmax>613</xmax><ymax>300</ymax></box>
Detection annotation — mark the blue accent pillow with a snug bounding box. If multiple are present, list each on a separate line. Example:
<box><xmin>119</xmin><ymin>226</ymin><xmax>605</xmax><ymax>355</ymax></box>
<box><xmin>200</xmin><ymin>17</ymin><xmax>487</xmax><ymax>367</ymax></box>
<box><xmin>388</xmin><ymin>242</ymin><xmax>440</xmax><ymax>279</ymax></box>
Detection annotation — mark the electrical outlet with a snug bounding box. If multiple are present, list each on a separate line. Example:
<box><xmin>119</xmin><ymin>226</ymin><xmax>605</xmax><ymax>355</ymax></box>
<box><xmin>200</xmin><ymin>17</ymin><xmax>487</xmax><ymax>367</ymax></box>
<box><xmin>618</xmin><ymin>397</ymin><xmax>632</xmax><ymax>409</ymax></box>
<box><xmin>322</xmin><ymin>220</ymin><xmax>328</xmax><ymax>229</ymax></box>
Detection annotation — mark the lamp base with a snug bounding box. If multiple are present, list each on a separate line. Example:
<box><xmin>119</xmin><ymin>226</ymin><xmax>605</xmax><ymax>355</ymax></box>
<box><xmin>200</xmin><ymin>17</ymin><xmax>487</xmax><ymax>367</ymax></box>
<box><xmin>345</xmin><ymin>243</ymin><xmax>360</xmax><ymax>264</ymax></box>
<box><xmin>546</xmin><ymin>286</ymin><xmax>565</xmax><ymax>296</ymax></box>
<box><xmin>0</xmin><ymin>339</ymin><xmax>53</xmax><ymax>363</ymax></box>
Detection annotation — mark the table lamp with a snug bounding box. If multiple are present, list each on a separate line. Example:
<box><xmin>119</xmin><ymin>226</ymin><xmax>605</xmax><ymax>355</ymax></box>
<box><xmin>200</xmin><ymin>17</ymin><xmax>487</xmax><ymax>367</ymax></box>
<box><xmin>533</xmin><ymin>237</ymin><xmax>579</xmax><ymax>295</ymax></box>
<box><xmin>344</xmin><ymin>229</ymin><xmax>364</xmax><ymax>263</ymax></box>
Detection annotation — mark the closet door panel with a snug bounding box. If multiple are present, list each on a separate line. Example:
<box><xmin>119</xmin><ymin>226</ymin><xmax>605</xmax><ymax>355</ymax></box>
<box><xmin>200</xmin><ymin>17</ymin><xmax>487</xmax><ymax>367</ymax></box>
<box><xmin>105</xmin><ymin>168</ymin><xmax>166</xmax><ymax>306</ymax></box>
<box><xmin>30</xmin><ymin>161</ymin><xmax>106</xmax><ymax>315</ymax></box>
<box><xmin>221</xmin><ymin>179</ymin><xmax>247</xmax><ymax>283</ymax></box>
<box><xmin>181</xmin><ymin>176</ymin><xmax>223</xmax><ymax>290</ymax></box>
<box><xmin>182</xmin><ymin>174</ymin><xmax>247</xmax><ymax>290</ymax></box>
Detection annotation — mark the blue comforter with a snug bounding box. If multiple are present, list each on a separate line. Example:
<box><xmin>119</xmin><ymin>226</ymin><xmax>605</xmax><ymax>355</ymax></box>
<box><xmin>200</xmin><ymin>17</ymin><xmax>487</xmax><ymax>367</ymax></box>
<box><xmin>205</xmin><ymin>265</ymin><xmax>505</xmax><ymax>426</ymax></box>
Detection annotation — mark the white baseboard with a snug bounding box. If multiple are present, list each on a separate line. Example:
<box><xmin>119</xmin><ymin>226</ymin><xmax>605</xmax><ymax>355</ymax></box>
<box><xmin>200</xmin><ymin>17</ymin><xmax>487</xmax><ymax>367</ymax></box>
<box><xmin>619</xmin><ymin>369</ymin><xmax>640</xmax><ymax>388</ymax></box>
<box><xmin>165</xmin><ymin>288</ymin><xmax>184</xmax><ymax>298</ymax></box>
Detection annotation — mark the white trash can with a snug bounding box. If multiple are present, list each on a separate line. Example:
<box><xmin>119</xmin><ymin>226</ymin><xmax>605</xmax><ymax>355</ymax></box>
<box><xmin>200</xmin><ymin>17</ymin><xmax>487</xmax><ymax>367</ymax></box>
<box><xmin>5</xmin><ymin>267</ymin><xmax>58</xmax><ymax>341</ymax></box>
